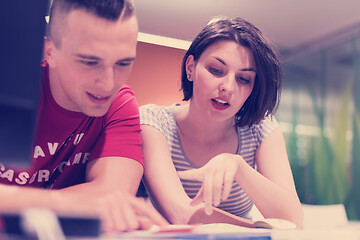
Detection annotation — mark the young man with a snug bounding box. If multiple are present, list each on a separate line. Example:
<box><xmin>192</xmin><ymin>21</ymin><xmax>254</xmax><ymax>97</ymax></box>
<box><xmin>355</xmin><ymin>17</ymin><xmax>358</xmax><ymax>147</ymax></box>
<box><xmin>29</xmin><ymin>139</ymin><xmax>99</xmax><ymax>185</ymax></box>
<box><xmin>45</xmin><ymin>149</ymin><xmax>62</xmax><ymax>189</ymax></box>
<box><xmin>0</xmin><ymin>0</ymin><xmax>167</xmax><ymax>232</ymax></box>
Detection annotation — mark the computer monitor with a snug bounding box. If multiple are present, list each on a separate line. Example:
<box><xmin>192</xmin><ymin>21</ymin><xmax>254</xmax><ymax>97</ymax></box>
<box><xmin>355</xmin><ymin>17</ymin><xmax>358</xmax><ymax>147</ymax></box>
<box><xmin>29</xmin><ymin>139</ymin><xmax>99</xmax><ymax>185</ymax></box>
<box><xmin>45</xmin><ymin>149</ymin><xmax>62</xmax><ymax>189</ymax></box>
<box><xmin>0</xmin><ymin>0</ymin><xmax>49</xmax><ymax>168</ymax></box>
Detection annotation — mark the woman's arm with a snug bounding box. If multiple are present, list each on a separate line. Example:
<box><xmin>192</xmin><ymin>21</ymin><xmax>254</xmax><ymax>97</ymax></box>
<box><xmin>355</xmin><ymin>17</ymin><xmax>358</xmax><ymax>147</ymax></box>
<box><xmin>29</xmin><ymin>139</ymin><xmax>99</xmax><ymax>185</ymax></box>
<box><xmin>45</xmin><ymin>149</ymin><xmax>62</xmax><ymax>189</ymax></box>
<box><xmin>235</xmin><ymin>127</ymin><xmax>303</xmax><ymax>227</ymax></box>
<box><xmin>178</xmin><ymin>127</ymin><xmax>303</xmax><ymax>228</ymax></box>
<box><xmin>141</xmin><ymin>125</ymin><xmax>200</xmax><ymax>224</ymax></box>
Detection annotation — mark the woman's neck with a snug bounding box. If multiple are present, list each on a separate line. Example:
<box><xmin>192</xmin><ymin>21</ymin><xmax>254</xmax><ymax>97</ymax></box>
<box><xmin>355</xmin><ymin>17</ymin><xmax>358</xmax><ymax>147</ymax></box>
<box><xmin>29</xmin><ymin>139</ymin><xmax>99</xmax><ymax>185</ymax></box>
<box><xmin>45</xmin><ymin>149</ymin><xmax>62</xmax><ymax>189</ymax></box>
<box><xmin>174</xmin><ymin>103</ymin><xmax>236</xmax><ymax>145</ymax></box>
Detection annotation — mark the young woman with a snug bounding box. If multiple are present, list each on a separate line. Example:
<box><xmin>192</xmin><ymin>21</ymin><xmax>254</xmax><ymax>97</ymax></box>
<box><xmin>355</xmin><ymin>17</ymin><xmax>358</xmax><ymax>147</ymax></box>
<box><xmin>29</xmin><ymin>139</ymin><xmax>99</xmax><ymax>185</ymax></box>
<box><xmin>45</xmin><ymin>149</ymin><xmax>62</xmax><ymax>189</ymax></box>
<box><xmin>140</xmin><ymin>17</ymin><xmax>303</xmax><ymax>228</ymax></box>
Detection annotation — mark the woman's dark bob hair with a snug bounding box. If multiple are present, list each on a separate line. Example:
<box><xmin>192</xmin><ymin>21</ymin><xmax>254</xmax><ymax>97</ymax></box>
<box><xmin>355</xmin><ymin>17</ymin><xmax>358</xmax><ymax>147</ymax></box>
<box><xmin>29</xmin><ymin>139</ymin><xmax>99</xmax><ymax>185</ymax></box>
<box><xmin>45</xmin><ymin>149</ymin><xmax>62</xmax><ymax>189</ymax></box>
<box><xmin>180</xmin><ymin>17</ymin><xmax>282</xmax><ymax>127</ymax></box>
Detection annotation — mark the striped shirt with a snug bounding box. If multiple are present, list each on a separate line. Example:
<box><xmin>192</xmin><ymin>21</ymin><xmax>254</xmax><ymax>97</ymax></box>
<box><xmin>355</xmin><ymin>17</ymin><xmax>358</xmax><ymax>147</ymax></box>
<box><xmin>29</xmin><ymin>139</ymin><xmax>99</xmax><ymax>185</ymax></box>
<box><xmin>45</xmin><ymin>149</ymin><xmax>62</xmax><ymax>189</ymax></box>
<box><xmin>140</xmin><ymin>104</ymin><xmax>278</xmax><ymax>218</ymax></box>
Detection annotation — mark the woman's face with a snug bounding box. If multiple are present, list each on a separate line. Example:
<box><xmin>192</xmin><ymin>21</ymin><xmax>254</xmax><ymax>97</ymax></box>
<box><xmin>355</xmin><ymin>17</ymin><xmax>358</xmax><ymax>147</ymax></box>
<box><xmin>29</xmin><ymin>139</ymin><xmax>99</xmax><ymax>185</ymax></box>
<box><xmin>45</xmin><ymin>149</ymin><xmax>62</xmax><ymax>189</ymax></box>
<box><xmin>187</xmin><ymin>40</ymin><xmax>256</xmax><ymax>123</ymax></box>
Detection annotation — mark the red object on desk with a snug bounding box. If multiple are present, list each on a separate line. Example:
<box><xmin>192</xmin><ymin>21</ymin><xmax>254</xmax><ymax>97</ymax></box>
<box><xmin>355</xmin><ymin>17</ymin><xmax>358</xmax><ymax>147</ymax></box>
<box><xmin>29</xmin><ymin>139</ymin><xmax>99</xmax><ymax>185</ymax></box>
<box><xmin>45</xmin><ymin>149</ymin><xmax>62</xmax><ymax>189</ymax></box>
<box><xmin>154</xmin><ymin>224</ymin><xmax>195</xmax><ymax>233</ymax></box>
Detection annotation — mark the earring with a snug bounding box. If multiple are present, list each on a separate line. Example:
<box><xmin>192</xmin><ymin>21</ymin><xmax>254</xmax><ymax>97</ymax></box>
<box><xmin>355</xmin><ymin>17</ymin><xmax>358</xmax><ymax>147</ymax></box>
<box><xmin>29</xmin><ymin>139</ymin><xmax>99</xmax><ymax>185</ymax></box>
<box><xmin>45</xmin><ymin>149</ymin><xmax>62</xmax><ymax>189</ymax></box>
<box><xmin>187</xmin><ymin>74</ymin><xmax>191</xmax><ymax>80</ymax></box>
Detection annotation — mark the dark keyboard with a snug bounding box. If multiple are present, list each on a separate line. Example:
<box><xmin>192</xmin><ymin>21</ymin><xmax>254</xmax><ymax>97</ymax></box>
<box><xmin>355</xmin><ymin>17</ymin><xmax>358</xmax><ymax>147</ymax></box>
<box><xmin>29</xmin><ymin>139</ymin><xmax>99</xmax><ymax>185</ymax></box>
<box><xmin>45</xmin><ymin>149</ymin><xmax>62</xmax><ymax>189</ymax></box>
<box><xmin>0</xmin><ymin>213</ymin><xmax>101</xmax><ymax>238</ymax></box>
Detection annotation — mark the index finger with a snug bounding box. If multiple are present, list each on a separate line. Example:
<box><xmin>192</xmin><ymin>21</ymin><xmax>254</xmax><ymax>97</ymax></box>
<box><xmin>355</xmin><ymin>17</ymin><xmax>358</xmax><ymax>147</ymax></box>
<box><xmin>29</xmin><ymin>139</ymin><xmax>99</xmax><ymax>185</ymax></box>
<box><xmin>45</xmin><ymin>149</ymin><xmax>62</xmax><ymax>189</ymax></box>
<box><xmin>177</xmin><ymin>169</ymin><xmax>203</xmax><ymax>181</ymax></box>
<box><xmin>129</xmin><ymin>198</ymin><xmax>169</xmax><ymax>227</ymax></box>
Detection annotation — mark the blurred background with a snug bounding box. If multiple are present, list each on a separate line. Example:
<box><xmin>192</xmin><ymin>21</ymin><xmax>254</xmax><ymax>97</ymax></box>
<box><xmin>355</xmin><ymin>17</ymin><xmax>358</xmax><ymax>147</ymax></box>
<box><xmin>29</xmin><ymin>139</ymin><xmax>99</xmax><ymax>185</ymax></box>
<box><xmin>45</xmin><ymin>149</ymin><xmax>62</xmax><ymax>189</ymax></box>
<box><xmin>128</xmin><ymin>0</ymin><xmax>360</xmax><ymax>220</ymax></box>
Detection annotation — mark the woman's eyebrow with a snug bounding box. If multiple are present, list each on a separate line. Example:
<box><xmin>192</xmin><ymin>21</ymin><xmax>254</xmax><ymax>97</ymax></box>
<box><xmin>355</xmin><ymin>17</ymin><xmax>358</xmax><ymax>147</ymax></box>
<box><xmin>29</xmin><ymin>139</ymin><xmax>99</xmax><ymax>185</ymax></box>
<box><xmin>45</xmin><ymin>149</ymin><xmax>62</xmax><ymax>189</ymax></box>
<box><xmin>214</xmin><ymin>56</ymin><xmax>226</xmax><ymax>65</ymax></box>
<box><xmin>214</xmin><ymin>57</ymin><xmax>256</xmax><ymax>72</ymax></box>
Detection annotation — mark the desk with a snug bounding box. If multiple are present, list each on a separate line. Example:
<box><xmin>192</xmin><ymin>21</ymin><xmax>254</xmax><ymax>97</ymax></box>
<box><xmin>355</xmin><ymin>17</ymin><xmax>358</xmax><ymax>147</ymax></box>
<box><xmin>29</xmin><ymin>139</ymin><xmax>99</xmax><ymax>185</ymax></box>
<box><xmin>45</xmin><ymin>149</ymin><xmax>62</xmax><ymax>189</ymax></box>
<box><xmin>101</xmin><ymin>221</ymin><xmax>360</xmax><ymax>240</ymax></box>
<box><xmin>272</xmin><ymin>221</ymin><xmax>360</xmax><ymax>240</ymax></box>
<box><xmin>2</xmin><ymin>221</ymin><xmax>360</xmax><ymax>240</ymax></box>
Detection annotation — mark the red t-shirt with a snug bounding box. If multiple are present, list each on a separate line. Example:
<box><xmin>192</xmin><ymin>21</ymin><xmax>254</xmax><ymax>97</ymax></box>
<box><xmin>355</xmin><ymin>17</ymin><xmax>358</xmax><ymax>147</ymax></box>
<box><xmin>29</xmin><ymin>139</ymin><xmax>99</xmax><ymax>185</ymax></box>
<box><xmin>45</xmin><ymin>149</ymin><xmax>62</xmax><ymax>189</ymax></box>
<box><xmin>0</xmin><ymin>64</ymin><xmax>143</xmax><ymax>189</ymax></box>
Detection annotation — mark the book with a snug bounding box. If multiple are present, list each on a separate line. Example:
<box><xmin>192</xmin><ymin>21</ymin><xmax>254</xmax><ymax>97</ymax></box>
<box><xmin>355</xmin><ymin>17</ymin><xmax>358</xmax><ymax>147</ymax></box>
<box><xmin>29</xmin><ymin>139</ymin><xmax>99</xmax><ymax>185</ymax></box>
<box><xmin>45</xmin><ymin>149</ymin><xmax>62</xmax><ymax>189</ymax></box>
<box><xmin>188</xmin><ymin>207</ymin><xmax>296</xmax><ymax>230</ymax></box>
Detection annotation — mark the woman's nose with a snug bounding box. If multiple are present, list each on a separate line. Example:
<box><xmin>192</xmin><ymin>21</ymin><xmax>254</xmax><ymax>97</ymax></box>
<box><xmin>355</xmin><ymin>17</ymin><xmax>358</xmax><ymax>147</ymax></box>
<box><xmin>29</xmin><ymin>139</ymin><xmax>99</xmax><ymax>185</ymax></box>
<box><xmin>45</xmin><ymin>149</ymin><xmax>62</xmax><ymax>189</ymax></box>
<box><xmin>219</xmin><ymin>75</ymin><xmax>235</xmax><ymax>93</ymax></box>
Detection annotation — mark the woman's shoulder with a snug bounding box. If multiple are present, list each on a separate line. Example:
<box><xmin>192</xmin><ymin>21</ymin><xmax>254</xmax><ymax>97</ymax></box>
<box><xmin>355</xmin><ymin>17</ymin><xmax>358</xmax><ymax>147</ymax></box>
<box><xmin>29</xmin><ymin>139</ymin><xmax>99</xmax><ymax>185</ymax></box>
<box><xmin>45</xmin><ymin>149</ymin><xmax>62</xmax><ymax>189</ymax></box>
<box><xmin>139</xmin><ymin>104</ymin><xmax>179</xmax><ymax>139</ymax></box>
<box><xmin>238</xmin><ymin>114</ymin><xmax>278</xmax><ymax>138</ymax></box>
<box><xmin>139</xmin><ymin>104</ymin><xmax>175</xmax><ymax>118</ymax></box>
<box><xmin>259</xmin><ymin>114</ymin><xmax>278</xmax><ymax>127</ymax></box>
<box><xmin>247</xmin><ymin>114</ymin><xmax>279</xmax><ymax>140</ymax></box>
<box><xmin>139</xmin><ymin>103</ymin><xmax>179</xmax><ymax>127</ymax></box>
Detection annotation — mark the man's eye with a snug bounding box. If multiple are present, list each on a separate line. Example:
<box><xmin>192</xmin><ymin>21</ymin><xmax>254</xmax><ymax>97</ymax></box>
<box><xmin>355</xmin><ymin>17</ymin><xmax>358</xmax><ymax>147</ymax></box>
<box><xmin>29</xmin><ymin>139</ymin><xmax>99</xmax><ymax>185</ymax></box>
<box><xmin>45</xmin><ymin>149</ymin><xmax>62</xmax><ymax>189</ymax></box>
<box><xmin>80</xmin><ymin>60</ymin><xmax>98</xmax><ymax>66</ymax></box>
<box><xmin>209</xmin><ymin>67</ymin><xmax>223</xmax><ymax>76</ymax></box>
<box><xmin>116</xmin><ymin>61</ymin><xmax>132</xmax><ymax>67</ymax></box>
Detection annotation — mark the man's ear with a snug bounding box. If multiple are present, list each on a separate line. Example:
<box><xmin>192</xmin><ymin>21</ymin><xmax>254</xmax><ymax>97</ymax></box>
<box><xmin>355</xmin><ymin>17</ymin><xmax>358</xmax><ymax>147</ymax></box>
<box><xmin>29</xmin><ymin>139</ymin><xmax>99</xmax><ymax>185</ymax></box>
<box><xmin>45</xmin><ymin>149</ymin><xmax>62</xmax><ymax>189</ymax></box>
<box><xmin>186</xmin><ymin>55</ymin><xmax>195</xmax><ymax>81</ymax></box>
<box><xmin>43</xmin><ymin>37</ymin><xmax>56</xmax><ymax>67</ymax></box>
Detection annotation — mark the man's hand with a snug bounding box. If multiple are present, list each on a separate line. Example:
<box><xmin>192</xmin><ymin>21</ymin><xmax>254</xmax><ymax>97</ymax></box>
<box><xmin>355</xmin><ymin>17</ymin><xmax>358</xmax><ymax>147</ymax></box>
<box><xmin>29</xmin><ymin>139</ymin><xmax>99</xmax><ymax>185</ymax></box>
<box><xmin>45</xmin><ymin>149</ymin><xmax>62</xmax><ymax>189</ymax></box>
<box><xmin>86</xmin><ymin>191</ymin><xmax>168</xmax><ymax>233</ymax></box>
<box><xmin>79</xmin><ymin>157</ymin><xmax>168</xmax><ymax>232</ymax></box>
<box><xmin>0</xmin><ymin>184</ymin><xmax>168</xmax><ymax>233</ymax></box>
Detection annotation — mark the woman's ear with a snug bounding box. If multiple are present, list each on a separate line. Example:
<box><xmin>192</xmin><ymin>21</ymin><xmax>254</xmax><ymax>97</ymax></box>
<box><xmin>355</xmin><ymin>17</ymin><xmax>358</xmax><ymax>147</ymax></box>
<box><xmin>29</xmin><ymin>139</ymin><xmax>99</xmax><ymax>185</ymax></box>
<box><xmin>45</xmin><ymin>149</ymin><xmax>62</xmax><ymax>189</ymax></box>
<box><xmin>43</xmin><ymin>37</ymin><xmax>56</xmax><ymax>67</ymax></box>
<box><xmin>185</xmin><ymin>55</ymin><xmax>195</xmax><ymax>81</ymax></box>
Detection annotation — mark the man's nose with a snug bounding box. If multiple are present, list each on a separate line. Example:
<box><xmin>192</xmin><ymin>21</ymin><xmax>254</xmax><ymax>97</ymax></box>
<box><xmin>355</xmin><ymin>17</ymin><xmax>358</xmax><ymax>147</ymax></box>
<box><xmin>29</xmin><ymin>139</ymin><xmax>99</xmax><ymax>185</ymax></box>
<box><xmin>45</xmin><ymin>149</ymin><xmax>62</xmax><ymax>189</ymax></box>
<box><xmin>97</xmin><ymin>67</ymin><xmax>115</xmax><ymax>93</ymax></box>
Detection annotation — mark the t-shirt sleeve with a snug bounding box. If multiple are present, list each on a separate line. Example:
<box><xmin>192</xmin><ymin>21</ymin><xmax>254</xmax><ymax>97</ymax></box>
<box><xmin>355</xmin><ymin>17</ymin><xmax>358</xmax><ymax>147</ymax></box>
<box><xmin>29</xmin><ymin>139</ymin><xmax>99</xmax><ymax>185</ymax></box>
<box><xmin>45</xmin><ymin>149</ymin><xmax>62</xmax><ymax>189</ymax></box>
<box><xmin>139</xmin><ymin>104</ymin><xmax>170</xmax><ymax>138</ymax></box>
<box><xmin>251</xmin><ymin>114</ymin><xmax>279</xmax><ymax>146</ymax></box>
<box><xmin>90</xmin><ymin>85</ymin><xmax>143</xmax><ymax>166</ymax></box>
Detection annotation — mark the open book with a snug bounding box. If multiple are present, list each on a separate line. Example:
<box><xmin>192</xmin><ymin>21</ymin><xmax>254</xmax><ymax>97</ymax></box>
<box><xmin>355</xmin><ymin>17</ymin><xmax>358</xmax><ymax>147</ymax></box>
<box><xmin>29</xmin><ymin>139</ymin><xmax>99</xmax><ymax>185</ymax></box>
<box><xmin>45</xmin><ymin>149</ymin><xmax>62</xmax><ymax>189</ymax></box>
<box><xmin>188</xmin><ymin>207</ymin><xmax>297</xmax><ymax>230</ymax></box>
<box><xmin>111</xmin><ymin>207</ymin><xmax>296</xmax><ymax>239</ymax></box>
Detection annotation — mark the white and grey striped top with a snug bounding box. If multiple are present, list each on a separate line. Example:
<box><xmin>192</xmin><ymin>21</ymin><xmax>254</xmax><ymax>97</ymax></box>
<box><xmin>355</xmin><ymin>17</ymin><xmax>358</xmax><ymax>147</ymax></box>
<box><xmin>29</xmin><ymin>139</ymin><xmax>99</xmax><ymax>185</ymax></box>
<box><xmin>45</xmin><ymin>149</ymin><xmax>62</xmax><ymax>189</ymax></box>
<box><xmin>140</xmin><ymin>104</ymin><xmax>279</xmax><ymax>218</ymax></box>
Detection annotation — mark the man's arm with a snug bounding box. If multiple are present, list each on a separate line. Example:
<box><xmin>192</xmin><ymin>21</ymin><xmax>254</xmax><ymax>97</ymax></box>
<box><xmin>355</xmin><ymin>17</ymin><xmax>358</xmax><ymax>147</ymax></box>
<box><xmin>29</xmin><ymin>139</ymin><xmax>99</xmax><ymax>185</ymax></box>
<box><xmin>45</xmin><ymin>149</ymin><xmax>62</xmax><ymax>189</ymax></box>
<box><xmin>57</xmin><ymin>86</ymin><xmax>168</xmax><ymax>231</ymax></box>
<box><xmin>54</xmin><ymin>156</ymin><xmax>168</xmax><ymax>232</ymax></box>
<box><xmin>67</xmin><ymin>156</ymin><xmax>143</xmax><ymax>195</ymax></box>
<box><xmin>0</xmin><ymin>157</ymin><xmax>168</xmax><ymax>233</ymax></box>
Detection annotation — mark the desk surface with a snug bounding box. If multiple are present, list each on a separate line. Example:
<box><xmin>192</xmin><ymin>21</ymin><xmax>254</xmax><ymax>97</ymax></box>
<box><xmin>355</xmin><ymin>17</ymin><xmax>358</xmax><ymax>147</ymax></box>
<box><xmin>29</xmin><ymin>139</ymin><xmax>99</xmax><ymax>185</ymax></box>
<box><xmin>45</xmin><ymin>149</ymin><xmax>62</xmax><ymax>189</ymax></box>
<box><xmin>101</xmin><ymin>221</ymin><xmax>360</xmax><ymax>240</ymax></box>
<box><xmin>2</xmin><ymin>221</ymin><xmax>360</xmax><ymax>240</ymax></box>
<box><xmin>272</xmin><ymin>221</ymin><xmax>360</xmax><ymax>240</ymax></box>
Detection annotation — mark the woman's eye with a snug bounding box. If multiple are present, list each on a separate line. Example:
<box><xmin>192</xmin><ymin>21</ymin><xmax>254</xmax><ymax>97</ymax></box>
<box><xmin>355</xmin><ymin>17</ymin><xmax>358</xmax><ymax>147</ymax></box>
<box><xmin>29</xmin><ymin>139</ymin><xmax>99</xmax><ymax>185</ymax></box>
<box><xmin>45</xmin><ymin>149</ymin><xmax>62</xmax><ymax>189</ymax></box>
<box><xmin>236</xmin><ymin>76</ymin><xmax>250</xmax><ymax>84</ymax></box>
<box><xmin>209</xmin><ymin>67</ymin><xmax>223</xmax><ymax>76</ymax></box>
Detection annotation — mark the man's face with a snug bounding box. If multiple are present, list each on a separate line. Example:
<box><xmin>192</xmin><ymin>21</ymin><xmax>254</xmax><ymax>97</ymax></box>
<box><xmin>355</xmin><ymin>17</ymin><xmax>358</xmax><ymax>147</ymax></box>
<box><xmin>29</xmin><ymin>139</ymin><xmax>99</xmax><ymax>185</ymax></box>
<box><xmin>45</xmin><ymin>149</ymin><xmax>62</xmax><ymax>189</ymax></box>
<box><xmin>44</xmin><ymin>9</ymin><xmax>138</xmax><ymax>117</ymax></box>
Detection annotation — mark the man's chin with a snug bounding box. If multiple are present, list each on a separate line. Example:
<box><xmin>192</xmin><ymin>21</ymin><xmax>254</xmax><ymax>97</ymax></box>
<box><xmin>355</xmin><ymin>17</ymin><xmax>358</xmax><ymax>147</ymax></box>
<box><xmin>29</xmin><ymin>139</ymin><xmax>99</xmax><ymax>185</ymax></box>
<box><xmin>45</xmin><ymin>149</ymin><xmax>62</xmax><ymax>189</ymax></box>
<box><xmin>83</xmin><ymin>107</ymin><xmax>109</xmax><ymax>117</ymax></box>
